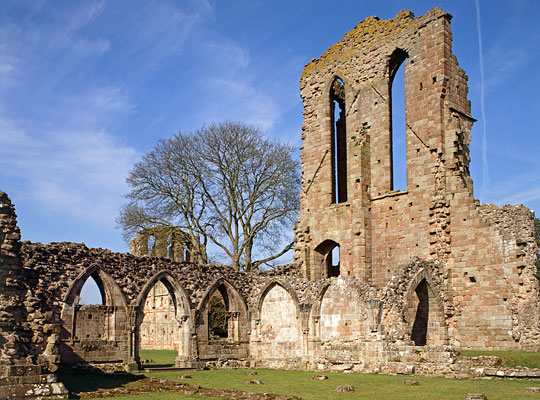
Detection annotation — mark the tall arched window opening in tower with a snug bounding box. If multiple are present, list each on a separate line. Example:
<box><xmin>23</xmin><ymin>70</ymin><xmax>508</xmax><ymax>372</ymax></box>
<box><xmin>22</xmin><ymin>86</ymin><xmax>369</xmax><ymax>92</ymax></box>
<box><xmin>330</xmin><ymin>78</ymin><xmax>347</xmax><ymax>203</ymax></box>
<box><xmin>389</xmin><ymin>49</ymin><xmax>408</xmax><ymax>191</ymax></box>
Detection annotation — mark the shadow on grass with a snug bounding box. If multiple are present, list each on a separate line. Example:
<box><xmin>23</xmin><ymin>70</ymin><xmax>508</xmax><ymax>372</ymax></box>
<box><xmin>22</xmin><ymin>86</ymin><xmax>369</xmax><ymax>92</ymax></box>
<box><xmin>57</xmin><ymin>367</ymin><xmax>144</xmax><ymax>399</ymax></box>
<box><xmin>142</xmin><ymin>363</ymin><xmax>175</xmax><ymax>369</ymax></box>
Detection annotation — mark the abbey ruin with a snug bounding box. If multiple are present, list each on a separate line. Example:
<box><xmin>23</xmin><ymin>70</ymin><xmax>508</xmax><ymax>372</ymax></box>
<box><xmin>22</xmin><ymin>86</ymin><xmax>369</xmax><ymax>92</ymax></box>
<box><xmin>1</xmin><ymin>8</ymin><xmax>539</xmax><ymax>399</ymax></box>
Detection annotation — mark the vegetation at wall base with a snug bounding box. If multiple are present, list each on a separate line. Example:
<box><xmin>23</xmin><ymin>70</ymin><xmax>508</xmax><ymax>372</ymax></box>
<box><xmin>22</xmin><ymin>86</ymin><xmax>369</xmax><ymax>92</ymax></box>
<box><xmin>459</xmin><ymin>349</ymin><xmax>540</xmax><ymax>369</ymax></box>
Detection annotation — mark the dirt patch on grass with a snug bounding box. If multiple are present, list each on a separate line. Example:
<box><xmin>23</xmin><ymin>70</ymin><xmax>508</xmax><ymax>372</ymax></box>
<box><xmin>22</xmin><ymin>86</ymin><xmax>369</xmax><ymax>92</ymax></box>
<box><xmin>75</xmin><ymin>376</ymin><xmax>300</xmax><ymax>399</ymax></box>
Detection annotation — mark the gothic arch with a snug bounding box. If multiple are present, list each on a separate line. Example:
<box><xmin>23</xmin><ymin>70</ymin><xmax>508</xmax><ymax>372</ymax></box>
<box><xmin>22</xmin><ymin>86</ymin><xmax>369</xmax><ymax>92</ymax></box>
<box><xmin>63</xmin><ymin>265</ymin><xmax>127</xmax><ymax>308</ymax></box>
<box><xmin>134</xmin><ymin>271</ymin><xmax>193</xmax><ymax>363</ymax></box>
<box><xmin>405</xmin><ymin>268</ymin><xmax>447</xmax><ymax>346</ymax></box>
<box><xmin>59</xmin><ymin>266</ymin><xmax>129</xmax><ymax>366</ymax></box>
<box><xmin>256</xmin><ymin>279</ymin><xmax>301</xmax><ymax>316</ymax></box>
<box><xmin>135</xmin><ymin>271</ymin><xmax>192</xmax><ymax>323</ymax></box>
<box><xmin>197</xmin><ymin>277</ymin><xmax>248</xmax><ymax>342</ymax></box>
<box><xmin>255</xmin><ymin>279</ymin><xmax>302</xmax><ymax>359</ymax></box>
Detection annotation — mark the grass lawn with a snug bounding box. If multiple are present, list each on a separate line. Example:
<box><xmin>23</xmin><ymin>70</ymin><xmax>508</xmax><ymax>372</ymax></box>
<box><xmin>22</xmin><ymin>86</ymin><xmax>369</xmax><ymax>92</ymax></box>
<box><xmin>139</xmin><ymin>349</ymin><xmax>178</xmax><ymax>368</ymax></box>
<box><xmin>140</xmin><ymin>368</ymin><xmax>540</xmax><ymax>400</ymax></box>
<box><xmin>458</xmin><ymin>349</ymin><xmax>540</xmax><ymax>369</ymax></box>
<box><xmin>60</xmin><ymin>350</ymin><xmax>540</xmax><ymax>399</ymax></box>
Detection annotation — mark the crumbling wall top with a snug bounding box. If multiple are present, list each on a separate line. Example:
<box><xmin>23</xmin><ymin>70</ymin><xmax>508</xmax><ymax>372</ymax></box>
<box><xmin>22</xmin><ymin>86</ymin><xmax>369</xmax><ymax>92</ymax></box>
<box><xmin>300</xmin><ymin>7</ymin><xmax>451</xmax><ymax>84</ymax></box>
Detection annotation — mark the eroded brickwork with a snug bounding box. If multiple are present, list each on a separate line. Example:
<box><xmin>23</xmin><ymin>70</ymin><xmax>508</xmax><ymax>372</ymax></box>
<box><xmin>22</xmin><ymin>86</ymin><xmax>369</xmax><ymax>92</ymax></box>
<box><xmin>294</xmin><ymin>7</ymin><xmax>539</xmax><ymax>350</ymax></box>
<box><xmin>0</xmin><ymin>192</ymin><xmax>68</xmax><ymax>399</ymax></box>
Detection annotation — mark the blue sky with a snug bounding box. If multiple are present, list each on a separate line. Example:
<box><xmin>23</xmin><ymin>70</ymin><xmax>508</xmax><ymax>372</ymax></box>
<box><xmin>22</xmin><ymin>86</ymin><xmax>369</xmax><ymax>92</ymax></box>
<box><xmin>1</xmin><ymin>0</ymin><xmax>539</xmax><ymax>257</ymax></box>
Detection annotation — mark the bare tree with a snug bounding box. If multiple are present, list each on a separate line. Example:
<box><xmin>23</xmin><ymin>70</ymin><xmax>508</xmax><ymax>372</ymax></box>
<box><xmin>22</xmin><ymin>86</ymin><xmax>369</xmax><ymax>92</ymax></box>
<box><xmin>118</xmin><ymin>121</ymin><xmax>300</xmax><ymax>271</ymax></box>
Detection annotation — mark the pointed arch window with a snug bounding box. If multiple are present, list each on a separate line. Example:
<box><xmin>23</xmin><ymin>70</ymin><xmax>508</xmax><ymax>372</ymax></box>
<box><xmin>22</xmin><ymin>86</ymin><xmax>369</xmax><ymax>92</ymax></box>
<box><xmin>330</xmin><ymin>78</ymin><xmax>347</xmax><ymax>203</ymax></box>
<box><xmin>389</xmin><ymin>49</ymin><xmax>408</xmax><ymax>191</ymax></box>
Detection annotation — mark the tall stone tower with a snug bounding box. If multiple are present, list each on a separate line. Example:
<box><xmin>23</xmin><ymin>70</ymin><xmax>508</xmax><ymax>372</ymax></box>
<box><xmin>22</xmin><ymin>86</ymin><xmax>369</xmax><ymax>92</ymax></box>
<box><xmin>294</xmin><ymin>8</ymin><xmax>539</xmax><ymax>349</ymax></box>
<box><xmin>295</xmin><ymin>8</ymin><xmax>474</xmax><ymax>284</ymax></box>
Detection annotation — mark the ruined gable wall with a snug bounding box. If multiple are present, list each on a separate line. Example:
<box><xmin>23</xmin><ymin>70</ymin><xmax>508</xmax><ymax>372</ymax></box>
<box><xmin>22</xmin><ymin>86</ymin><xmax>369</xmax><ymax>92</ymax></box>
<box><xmin>295</xmin><ymin>7</ymin><xmax>540</xmax><ymax>350</ymax></box>
<box><xmin>296</xmin><ymin>9</ymin><xmax>461</xmax><ymax>283</ymax></box>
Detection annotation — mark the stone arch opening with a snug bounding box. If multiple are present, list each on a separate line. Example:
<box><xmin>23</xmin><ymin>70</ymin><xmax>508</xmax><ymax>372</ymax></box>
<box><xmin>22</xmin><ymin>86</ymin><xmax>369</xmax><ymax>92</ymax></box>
<box><xmin>330</xmin><ymin>77</ymin><xmax>347</xmax><ymax>203</ymax></box>
<box><xmin>166</xmin><ymin>233</ymin><xmax>174</xmax><ymax>259</ymax></box>
<box><xmin>60</xmin><ymin>267</ymin><xmax>128</xmax><ymax>367</ymax></box>
<box><xmin>208</xmin><ymin>287</ymin><xmax>228</xmax><ymax>340</ymax></box>
<box><xmin>135</xmin><ymin>272</ymin><xmax>192</xmax><ymax>367</ymax></box>
<box><xmin>406</xmin><ymin>270</ymin><xmax>446</xmax><ymax>346</ymax></box>
<box><xmin>314</xmin><ymin>239</ymin><xmax>341</xmax><ymax>278</ymax></box>
<box><xmin>389</xmin><ymin>48</ymin><xmax>409</xmax><ymax>191</ymax></box>
<box><xmin>197</xmin><ymin>278</ymin><xmax>248</xmax><ymax>344</ymax></box>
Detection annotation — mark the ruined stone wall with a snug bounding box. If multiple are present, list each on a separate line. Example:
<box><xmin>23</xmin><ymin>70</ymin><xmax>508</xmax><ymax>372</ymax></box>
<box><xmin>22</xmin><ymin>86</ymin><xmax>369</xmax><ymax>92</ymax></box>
<box><xmin>0</xmin><ymin>192</ymin><xmax>67</xmax><ymax>399</ymax></box>
<box><xmin>294</xmin><ymin>7</ymin><xmax>540</xmax><ymax>350</ymax></box>
<box><xmin>18</xmin><ymin>241</ymin><xmax>255</xmax><ymax>370</ymax></box>
<box><xmin>130</xmin><ymin>226</ymin><xmax>206</xmax><ymax>264</ymax></box>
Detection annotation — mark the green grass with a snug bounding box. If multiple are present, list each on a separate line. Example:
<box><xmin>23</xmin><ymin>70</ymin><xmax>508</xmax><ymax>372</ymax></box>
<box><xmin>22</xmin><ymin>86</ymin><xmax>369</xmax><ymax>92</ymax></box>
<box><xmin>458</xmin><ymin>349</ymin><xmax>540</xmax><ymax>369</ymax></box>
<box><xmin>139</xmin><ymin>349</ymin><xmax>178</xmax><ymax>368</ymax></box>
<box><xmin>60</xmin><ymin>350</ymin><xmax>540</xmax><ymax>399</ymax></box>
<box><xmin>141</xmin><ymin>368</ymin><xmax>540</xmax><ymax>400</ymax></box>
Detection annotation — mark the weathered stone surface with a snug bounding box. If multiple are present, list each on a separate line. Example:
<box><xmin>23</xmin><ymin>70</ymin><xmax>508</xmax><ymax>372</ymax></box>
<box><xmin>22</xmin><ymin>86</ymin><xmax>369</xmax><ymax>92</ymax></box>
<box><xmin>465</xmin><ymin>395</ymin><xmax>487</xmax><ymax>400</ymax></box>
<box><xmin>336</xmin><ymin>385</ymin><xmax>355</xmax><ymax>392</ymax></box>
<box><xmin>0</xmin><ymin>192</ymin><xmax>69</xmax><ymax>399</ymax></box>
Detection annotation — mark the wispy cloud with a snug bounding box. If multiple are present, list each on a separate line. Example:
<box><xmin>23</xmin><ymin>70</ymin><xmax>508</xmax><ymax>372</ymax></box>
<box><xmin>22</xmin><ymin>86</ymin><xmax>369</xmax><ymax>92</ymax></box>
<box><xmin>0</xmin><ymin>115</ymin><xmax>139</xmax><ymax>227</ymax></box>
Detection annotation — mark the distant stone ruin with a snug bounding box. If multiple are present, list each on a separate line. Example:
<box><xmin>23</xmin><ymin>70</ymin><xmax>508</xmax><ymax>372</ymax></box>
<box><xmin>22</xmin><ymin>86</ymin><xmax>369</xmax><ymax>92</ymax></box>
<box><xmin>130</xmin><ymin>226</ymin><xmax>206</xmax><ymax>263</ymax></box>
<box><xmin>1</xmin><ymin>8</ymin><xmax>539</xmax><ymax>399</ymax></box>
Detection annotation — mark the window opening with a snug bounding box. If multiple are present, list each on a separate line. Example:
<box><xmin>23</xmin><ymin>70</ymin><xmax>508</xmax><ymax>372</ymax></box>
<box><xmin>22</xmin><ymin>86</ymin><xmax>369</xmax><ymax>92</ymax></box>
<box><xmin>330</xmin><ymin>78</ymin><xmax>347</xmax><ymax>203</ymax></box>
<box><xmin>140</xmin><ymin>279</ymin><xmax>177</xmax><ymax>352</ymax></box>
<box><xmin>148</xmin><ymin>234</ymin><xmax>156</xmax><ymax>256</ymax></box>
<box><xmin>208</xmin><ymin>290</ymin><xmax>228</xmax><ymax>340</ymax></box>
<box><xmin>327</xmin><ymin>244</ymin><xmax>340</xmax><ymax>278</ymax></box>
<box><xmin>166</xmin><ymin>233</ymin><xmax>173</xmax><ymax>259</ymax></box>
<box><xmin>389</xmin><ymin>49</ymin><xmax>408</xmax><ymax>191</ymax></box>
<box><xmin>79</xmin><ymin>274</ymin><xmax>105</xmax><ymax>305</ymax></box>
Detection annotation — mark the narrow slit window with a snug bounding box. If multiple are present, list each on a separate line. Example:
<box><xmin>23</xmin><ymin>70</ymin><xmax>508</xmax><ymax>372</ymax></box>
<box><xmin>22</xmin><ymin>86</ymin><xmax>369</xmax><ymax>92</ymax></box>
<box><xmin>330</xmin><ymin>78</ymin><xmax>347</xmax><ymax>203</ymax></box>
<box><xmin>389</xmin><ymin>49</ymin><xmax>408</xmax><ymax>191</ymax></box>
